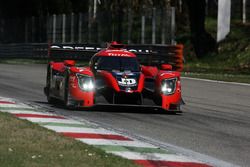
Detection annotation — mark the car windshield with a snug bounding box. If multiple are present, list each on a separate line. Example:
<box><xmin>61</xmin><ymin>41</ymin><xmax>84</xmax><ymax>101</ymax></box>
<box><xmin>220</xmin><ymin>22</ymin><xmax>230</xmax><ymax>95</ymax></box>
<box><xmin>94</xmin><ymin>56</ymin><xmax>140</xmax><ymax>72</ymax></box>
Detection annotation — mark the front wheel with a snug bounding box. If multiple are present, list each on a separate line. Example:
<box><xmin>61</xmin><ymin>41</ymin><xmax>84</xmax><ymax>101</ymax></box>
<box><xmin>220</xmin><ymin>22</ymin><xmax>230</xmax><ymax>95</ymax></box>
<box><xmin>47</xmin><ymin>94</ymin><xmax>58</xmax><ymax>104</ymax></box>
<box><xmin>64</xmin><ymin>72</ymin><xmax>74</xmax><ymax>109</ymax></box>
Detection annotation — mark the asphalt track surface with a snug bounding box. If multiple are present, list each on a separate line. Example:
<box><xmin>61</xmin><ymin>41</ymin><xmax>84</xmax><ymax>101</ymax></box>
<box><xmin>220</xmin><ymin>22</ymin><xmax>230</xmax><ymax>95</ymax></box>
<box><xmin>0</xmin><ymin>64</ymin><xmax>249</xmax><ymax>167</ymax></box>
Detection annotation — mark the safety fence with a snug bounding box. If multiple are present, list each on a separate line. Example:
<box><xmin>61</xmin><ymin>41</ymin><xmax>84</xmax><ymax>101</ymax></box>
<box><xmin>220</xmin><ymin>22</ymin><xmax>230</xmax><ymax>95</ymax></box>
<box><xmin>0</xmin><ymin>7</ymin><xmax>175</xmax><ymax>45</ymax></box>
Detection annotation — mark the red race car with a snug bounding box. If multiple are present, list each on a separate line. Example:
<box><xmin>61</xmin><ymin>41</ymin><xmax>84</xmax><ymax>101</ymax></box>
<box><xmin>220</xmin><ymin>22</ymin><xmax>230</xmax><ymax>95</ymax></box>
<box><xmin>44</xmin><ymin>42</ymin><xmax>183</xmax><ymax>112</ymax></box>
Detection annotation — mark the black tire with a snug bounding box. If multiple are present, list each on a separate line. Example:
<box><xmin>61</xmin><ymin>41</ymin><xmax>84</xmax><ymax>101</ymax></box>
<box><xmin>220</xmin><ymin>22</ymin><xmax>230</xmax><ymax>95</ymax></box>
<box><xmin>137</xmin><ymin>93</ymin><xmax>143</xmax><ymax>105</ymax></box>
<box><xmin>64</xmin><ymin>74</ymin><xmax>69</xmax><ymax>107</ymax></box>
<box><xmin>63</xmin><ymin>70</ymin><xmax>74</xmax><ymax>109</ymax></box>
<box><xmin>46</xmin><ymin>65</ymin><xmax>57</xmax><ymax>104</ymax></box>
<box><xmin>47</xmin><ymin>95</ymin><xmax>57</xmax><ymax>104</ymax></box>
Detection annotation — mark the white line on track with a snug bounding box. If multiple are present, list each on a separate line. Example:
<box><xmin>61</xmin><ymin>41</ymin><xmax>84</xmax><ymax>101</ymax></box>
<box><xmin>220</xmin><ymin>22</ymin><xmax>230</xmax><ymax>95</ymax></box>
<box><xmin>182</xmin><ymin>77</ymin><xmax>250</xmax><ymax>86</ymax></box>
<box><xmin>77</xmin><ymin>139</ymin><xmax>158</xmax><ymax>148</ymax></box>
<box><xmin>43</xmin><ymin>125</ymin><xmax>117</xmax><ymax>134</ymax></box>
<box><xmin>0</xmin><ymin>104</ymin><xmax>33</xmax><ymax>108</ymax></box>
<box><xmin>109</xmin><ymin>151</ymin><xmax>202</xmax><ymax>162</ymax></box>
<box><xmin>0</xmin><ymin>98</ymin><xmax>15</xmax><ymax>103</ymax></box>
<box><xmin>18</xmin><ymin>117</ymin><xmax>82</xmax><ymax>124</ymax></box>
<box><xmin>2</xmin><ymin>110</ymin><xmax>51</xmax><ymax>115</ymax></box>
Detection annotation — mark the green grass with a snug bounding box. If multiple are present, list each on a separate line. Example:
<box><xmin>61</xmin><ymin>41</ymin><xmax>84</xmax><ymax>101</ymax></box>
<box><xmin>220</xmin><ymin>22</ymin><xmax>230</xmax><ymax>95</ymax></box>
<box><xmin>179</xmin><ymin>18</ymin><xmax>250</xmax><ymax>82</ymax></box>
<box><xmin>0</xmin><ymin>112</ymin><xmax>138</xmax><ymax>167</ymax></box>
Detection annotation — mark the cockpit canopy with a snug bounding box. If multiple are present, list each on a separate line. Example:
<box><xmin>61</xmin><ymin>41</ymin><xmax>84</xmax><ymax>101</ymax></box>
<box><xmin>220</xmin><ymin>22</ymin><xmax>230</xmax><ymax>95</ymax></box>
<box><xmin>91</xmin><ymin>56</ymin><xmax>140</xmax><ymax>72</ymax></box>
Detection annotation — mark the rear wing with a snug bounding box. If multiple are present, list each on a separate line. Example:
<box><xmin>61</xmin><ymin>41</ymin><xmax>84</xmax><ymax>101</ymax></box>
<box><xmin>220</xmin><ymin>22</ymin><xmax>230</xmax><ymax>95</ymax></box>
<box><xmin>49</xmin><ymin>44</ymin><xmax>184</xmax><ymax>72</ymax></box>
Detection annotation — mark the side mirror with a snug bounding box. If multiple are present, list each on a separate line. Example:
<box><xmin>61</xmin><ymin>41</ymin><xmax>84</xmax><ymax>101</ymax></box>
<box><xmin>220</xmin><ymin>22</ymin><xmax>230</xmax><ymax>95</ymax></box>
<box><xmin>160</xmin><ymin>64</ymin><xmax>172</xmax><ymax>71</ymax></box>
<box><xmin>64</xmin><ymin>60</ymin><xmax>76</xmax><ymax>67</ymax></box>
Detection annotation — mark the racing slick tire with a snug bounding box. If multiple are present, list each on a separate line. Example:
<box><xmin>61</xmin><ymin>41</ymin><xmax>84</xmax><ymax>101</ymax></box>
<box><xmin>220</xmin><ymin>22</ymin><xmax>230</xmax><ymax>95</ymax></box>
<box><xmin>45</xmin><ymin>65</ymin><xmax>57</xmax><ymax>104</ymax></box>
<box><xmin>63</xmin><ymin>71</ymin><xmax>74</xmax><ymax>109</ymax></box>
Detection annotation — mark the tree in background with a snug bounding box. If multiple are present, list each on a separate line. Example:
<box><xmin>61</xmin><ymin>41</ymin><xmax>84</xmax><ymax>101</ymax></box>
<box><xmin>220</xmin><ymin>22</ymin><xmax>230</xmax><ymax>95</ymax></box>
<box><xmin>184</xmin><ymin>0</ymin><xmax>217</xmax><ymax>58</ymax></box>
<box><xmin>0</xmin><ymin>0</ymin><xmax>75</xmax><ymax>17</ymax></box>
<box><xmin>0</xmin><ymin>0</ymin><xmax>218</xmax><ymax>58</ymax></box>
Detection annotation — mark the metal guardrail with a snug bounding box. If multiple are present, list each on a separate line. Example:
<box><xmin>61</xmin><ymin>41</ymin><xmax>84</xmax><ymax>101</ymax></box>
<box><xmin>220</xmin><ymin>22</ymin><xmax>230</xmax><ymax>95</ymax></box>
<box><xmin>0</xmin><ymin>43</ymin><xmax>48</xmax><ymax>59</ymax></box>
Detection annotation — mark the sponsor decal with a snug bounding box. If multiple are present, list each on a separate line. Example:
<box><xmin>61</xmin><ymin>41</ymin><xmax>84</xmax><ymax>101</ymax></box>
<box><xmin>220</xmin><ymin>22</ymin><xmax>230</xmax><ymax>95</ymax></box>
<box><xmin>51</xmin><ymin>45</ymin><xmax>102</xmax><ymax>51</ymax></box>
<box><xmin>108</xmin><ymin>53</ymin><xmax>130</xmax><ymax>57</ymax></box>
<box><xmin>118</xmin><ymin>78</ymin><xmax>137</xmax><ymax>87</ymax></box>
<box><xmin>69</xmin><ymin>76</ymin><xmax>77</xmax><ymax>88</ymax></box>
<box><xmin>128</xmin><ymin>49</ymin><xmax>150</xmax><ymax>53</ymax></box>
<box><xmin>50</xmin><ymin>45</ymin><xmax>152</xmax><ymax>54</ymax></box>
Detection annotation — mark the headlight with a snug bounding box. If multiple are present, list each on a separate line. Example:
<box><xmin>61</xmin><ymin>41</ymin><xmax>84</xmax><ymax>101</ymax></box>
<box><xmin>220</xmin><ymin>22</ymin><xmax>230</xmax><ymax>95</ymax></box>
<box><xmin>76</xmin><ymin>74</ymin><xmax>94</xmax><ymax>91</ymax></box>
<box><xmin>161</xmin><ymin>78</ymin><xmax>177</xmax><ymax>95</ymax></box>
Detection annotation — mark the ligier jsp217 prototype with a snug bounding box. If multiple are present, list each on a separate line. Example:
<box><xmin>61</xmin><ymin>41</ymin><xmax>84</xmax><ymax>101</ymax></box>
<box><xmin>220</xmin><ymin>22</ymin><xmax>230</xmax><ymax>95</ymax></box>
<box><xmin>44</xmin><ymin>42</ymin><xmax>184</xmax><ymax>112</ymax></box>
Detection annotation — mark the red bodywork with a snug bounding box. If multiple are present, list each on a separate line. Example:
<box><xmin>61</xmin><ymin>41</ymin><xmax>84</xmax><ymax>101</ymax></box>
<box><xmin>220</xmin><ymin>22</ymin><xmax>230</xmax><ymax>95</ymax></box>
<box><xmin>44</xmin><ymin>42</ymin><xmax>183</xmax><ymax>112</ymax></box>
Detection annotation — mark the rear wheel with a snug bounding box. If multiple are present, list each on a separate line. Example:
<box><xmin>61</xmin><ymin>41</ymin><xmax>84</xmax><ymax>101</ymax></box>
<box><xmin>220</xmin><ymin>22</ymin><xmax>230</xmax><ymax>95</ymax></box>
<box><xmin>45</xmin><ymin>65</ymin><xmax>57</xmax><ymax>104</ymax></box>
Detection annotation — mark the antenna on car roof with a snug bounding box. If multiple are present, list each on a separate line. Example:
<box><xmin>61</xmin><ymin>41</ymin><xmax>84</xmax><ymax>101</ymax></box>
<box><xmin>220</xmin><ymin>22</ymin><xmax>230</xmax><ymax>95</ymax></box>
<box><xmin>108</xmin><ymin>41</ymin><xmax>125</xmax><ymax>49</ymax></box>
<box><xmin>112</xmin><ymin>24</ymin><xmax>115</xmax><ymax>42</ymax></box>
